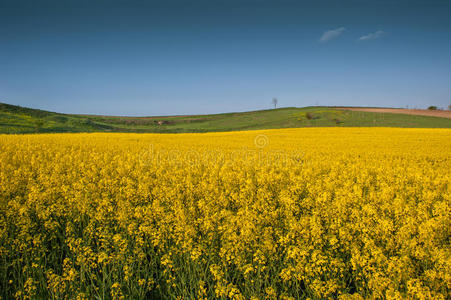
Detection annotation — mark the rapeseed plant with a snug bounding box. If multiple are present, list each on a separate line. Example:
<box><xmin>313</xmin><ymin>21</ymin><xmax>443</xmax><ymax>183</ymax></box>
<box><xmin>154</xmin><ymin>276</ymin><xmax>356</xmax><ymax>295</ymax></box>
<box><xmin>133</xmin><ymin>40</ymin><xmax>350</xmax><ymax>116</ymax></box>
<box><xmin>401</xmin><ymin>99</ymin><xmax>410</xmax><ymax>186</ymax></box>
<box><xmin>0</xmin><ymin>128</ymin><xmax>449</xmax><ymax>299</ymax></box>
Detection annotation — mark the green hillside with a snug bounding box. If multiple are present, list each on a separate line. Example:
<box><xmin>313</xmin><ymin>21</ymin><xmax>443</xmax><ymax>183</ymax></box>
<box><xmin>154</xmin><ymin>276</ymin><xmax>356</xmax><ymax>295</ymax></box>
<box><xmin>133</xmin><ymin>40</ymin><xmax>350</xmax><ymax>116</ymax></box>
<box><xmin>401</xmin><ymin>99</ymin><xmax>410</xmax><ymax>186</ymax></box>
<box><xmin>1</xmin><ymin>102</ymin><xmax>450</xmax><ymax>134</ymax></box>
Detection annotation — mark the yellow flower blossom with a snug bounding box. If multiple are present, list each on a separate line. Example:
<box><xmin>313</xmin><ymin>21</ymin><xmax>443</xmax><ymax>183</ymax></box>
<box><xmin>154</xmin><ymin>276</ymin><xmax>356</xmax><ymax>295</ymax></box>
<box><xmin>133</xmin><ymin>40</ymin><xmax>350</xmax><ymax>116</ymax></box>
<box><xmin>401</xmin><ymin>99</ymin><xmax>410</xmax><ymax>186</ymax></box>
<box><xmin>0</xmin><ymin>128</ymin><xmax>449</xmax><ymax>299</ymax></box>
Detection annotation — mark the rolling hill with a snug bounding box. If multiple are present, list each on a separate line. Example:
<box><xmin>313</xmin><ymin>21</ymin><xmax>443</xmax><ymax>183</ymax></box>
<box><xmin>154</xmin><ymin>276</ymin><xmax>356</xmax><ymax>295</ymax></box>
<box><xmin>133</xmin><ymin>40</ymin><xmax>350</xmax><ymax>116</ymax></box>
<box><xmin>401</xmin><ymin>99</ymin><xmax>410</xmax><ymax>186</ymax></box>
<box><xmin>1</xmin><ymin>102</ymin><xmax>450</xmax><ymax>134</ymax></box>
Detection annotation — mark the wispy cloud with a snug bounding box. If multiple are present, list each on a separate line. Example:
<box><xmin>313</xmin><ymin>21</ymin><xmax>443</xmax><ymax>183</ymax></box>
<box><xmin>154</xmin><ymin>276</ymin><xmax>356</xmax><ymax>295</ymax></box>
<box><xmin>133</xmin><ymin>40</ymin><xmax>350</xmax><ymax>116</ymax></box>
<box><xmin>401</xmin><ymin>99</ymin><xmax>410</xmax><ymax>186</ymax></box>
<box><xmin>319</xmin><ymin>27</ymin><xmax>346</xmax><ymax>43</ymax></box>
<box><xmin>358</xmin><ymin>30</ymin><xmax>385</xmax><ymax>41</ymax></box>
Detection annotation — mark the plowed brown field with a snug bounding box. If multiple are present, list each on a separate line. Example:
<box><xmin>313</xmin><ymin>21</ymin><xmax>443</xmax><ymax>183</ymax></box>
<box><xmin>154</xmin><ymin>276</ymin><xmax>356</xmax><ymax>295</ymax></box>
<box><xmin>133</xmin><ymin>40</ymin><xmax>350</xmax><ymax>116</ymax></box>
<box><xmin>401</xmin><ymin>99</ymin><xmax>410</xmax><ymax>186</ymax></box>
<box><xmin>337</xmin><ymin>107</ymin><xmax>451</xmax><ymax>118</ymax></box>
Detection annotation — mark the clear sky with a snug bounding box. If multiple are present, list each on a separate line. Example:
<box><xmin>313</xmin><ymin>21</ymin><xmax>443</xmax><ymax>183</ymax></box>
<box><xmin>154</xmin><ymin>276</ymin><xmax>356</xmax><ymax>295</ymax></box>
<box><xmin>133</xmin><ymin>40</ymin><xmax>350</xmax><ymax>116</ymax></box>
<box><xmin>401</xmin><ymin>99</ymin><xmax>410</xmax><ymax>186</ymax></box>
<box><xmin>1</xmin><ymin>0</ymin><xmax>450</xmax><ymax>116</ymax></box>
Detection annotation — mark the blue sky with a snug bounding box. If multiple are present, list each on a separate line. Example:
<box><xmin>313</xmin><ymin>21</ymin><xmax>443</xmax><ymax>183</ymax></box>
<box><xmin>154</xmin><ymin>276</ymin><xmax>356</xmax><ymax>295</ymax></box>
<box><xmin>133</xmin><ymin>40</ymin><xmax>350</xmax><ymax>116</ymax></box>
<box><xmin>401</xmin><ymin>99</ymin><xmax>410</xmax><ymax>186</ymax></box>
<box><xmin>1</xmin><ymin>0</ymin><xmax>450</xmax><ymax>116</ymax></box>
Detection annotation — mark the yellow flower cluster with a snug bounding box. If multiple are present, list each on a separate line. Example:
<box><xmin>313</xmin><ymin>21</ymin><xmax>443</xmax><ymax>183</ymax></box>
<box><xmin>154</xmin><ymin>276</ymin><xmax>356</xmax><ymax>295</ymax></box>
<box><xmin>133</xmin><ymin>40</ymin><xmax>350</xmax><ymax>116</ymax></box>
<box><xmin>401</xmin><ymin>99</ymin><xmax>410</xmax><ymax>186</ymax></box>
<box><xmin>0</xmin><ymin>128</ymin><xmax>449</xmax><ymax>299</ymax></box>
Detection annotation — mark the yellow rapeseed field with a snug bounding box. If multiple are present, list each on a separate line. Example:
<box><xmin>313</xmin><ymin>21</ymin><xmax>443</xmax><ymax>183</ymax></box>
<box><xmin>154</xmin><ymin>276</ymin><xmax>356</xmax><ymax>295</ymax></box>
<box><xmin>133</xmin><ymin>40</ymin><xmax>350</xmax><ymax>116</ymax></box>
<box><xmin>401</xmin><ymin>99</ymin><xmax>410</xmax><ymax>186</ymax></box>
<box><xmin>0</xmin><ymin>128</ymin><xmax>450</xmax><ymax>299</ymax></box>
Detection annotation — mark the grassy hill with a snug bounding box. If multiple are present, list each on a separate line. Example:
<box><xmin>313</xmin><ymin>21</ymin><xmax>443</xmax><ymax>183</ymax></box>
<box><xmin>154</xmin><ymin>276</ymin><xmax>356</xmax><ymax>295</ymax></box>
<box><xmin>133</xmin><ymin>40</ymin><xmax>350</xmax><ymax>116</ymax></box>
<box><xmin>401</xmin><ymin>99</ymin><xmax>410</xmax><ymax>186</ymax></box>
<box><xmin>1</xmin><ymin>102</ymin><xmax>450</xmax><ymax>134</ymax></box>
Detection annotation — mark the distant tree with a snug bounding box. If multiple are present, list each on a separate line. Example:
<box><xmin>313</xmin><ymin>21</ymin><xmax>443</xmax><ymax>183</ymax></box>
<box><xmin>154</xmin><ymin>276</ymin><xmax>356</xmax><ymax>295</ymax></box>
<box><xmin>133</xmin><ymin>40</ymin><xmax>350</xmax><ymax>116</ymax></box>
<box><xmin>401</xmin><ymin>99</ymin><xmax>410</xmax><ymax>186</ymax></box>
<box><xmin>428</xmin><ymin>106</ymin><xmax>437</xmax><ymax>110</ymax></box>
<box><xmin>448</xmin><ymin>104</ymin><xmax>451</xmax><ymax>110</ymax></box>
<box><xmin>272</xmin><ymin>98</ymin><xmax>278</xmax><ymax>109</ymax></box>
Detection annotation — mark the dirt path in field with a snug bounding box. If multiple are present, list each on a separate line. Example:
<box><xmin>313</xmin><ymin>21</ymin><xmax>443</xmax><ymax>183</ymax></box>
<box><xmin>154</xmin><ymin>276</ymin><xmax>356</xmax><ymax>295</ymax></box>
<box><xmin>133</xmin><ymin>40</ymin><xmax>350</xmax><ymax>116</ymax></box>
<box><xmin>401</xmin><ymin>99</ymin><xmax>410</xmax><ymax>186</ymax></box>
<box><xmin>336</xmin><ymin>107</ymin><xmax>451</xmax><ymax>119</ymax></box>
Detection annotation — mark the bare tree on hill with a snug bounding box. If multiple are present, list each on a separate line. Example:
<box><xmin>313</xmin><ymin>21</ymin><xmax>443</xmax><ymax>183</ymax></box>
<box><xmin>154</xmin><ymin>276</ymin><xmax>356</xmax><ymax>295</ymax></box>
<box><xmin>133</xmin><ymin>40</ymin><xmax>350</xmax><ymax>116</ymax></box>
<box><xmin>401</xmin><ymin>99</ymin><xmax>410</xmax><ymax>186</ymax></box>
<box><xmin>272</xmin><ymin>98</ymin><xmax>278</xmax><ymax>109</ymax></box>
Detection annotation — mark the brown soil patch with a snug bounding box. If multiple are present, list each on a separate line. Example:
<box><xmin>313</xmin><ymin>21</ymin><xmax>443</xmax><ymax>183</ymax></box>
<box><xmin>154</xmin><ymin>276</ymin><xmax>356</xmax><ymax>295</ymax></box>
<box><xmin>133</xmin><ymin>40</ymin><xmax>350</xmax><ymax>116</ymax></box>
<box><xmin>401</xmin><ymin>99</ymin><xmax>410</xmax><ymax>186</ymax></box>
<box><xmin>336</xmin><ymin>107</ymin><xmax>451</xmax><ymax>119</ymax></box>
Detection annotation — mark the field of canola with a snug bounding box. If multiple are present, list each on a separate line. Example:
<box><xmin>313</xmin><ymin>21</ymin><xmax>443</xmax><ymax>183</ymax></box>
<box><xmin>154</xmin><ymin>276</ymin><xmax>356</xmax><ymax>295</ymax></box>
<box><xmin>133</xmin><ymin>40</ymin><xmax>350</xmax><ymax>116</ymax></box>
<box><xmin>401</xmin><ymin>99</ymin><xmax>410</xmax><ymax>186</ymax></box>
<box><xmin>0</xmin><ymin>128</ymin><xmax>450</xmax><ymax>299</ymax></box>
